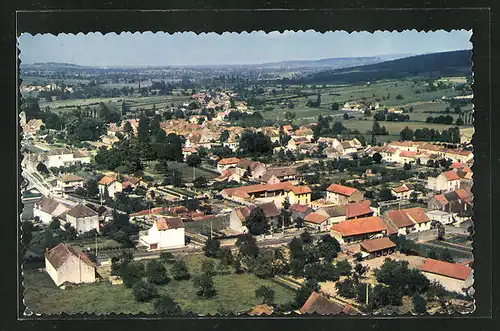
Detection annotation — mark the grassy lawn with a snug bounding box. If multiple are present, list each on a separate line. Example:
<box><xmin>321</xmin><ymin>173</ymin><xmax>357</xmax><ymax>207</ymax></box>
<box><xmin>23</xmin><ymin>253</ymin><xmax>296</xmax><ymax>315</ymax></box>
<box><xmin>418</xmin><ymin>242</ymin><xmax>473</xmax><ymax>262</ymax></box>
<box><xmin>343</xmin><ymin>118</ymin><xmax>465</xmax><ymax>135</ymax></box>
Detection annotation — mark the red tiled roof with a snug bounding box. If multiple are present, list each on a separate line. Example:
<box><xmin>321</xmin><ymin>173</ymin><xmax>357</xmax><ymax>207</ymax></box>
<box><xmin>290</xmin><ymin>186</ymin><xmax>312</xmax><ymax>195</ymax></box>
<box><xmin>455</xmin><ymin>189</ymin><xmax>473</xmax><ymax>201</ymax></box>
<box><xmin>360</xmin><ymin>237</ymin><xmax>396</xmax><ymax>253</ymax></box>
<box><xmin>326</xmin><ymin>183</ymin><xmax>358</xmax><ymax>196</ymax></box>
<box><xmin>256</xmin><ymin>201</ymin><xmax>280</xmax><ymax>218</ymax></box>
<box><xmin>300</xmin><ymin>292</ymin><xmax>350</xmax><ymax>315</ymax></box>
<box><xmin>345</xmin><ymin>201</ymin><xmax>373</xmax><ymax>219</ymax></box>
<box><xmin>392</xmin><ymin>183</ymin><xmax>414</xmax><ymax>193</ymax></box>
<box><xmin>386</xmin><ymin>207</ymin><xmax>430</xmax><ymax>228</ymax></box>
<box><xmin>419</xmin><ymin>258</ymin><xmax>472</xmax><ymax>281</ymax></box>
<box><xmin>442</xmin><ymin>170</ymin><xmax>460</xmax><ymax>181</ymax></box>
<box><xmin>332</xmin><ymin>216</ymin><xmax>387</xmax><ymax>237</ymax></box>
<box><xmin>155</xmin><ymin>217</ymin><xmax>184</xmax><ymax>230</ymax></box>
<box><xmin>223</xmin><ymin>182</ymin><xmax>295</xmax><ymax>197</ymax></box>
<box><xmin>450</xmin><ymin>162</ymin><xmax>467</xmax><ymax>169</ymax></box>
<box><xmin>98</xmin><ymin>175</ymin><xmax>117</xmax><ymax>185</ymax></box>
<box><xmin>290</xmin><ymin>204</ymin><xmax>310</xmax><ymax>213</ymax></box>
<box><xmin>304</xmin><ymin>212</ymin><xmax>329</xmax><ymax>224</ymax></box>
<box><xmin>218</xmin><ymin>157</ymin><xmax>241</xmax><ymax>165</ymax></box>
<box><xmin>399</xmin><ymin>151</ymin><xmax>417</xmax><ymax>158</ymax></box>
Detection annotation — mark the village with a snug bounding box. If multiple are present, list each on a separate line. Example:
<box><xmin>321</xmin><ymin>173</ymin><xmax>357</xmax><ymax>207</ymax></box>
<box><xmin>20</xmin><ymin>84</ymin><xmax>474</xmax><ymax>316</ymax></box>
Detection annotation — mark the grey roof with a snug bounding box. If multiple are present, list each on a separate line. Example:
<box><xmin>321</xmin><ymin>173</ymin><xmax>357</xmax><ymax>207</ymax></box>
<box><xmin>66</xmin><ymin>204</ymin><xmax>99</xmax><ymax>219</ymax></box>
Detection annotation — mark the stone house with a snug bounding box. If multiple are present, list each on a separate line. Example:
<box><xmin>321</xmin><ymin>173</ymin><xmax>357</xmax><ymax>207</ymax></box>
<box><xmin>384</xmin><ymin>207</ymin><xmax>432</xmax><ymax>236</ymax></box>
<box><xmin>391</xmin><ymin>183</ymin><xmax>415</xmax><ymax>200</ymax></box>
<box><xmin>359</xmin><ymin>237</ymin><xmax>397</xmax><ymax>260</ymax></box>
<box><xmin>33</xmin><ymin>197</ymin><xmax>72</xmax><ymax>224</ymax></box>
<box><xmin>427</xmin><ymin>170</ymin><xmax>461</xmax><ymax>192</ymax></box>
<box><xmin>326</xmin><ymin>183</ymin><xmax>364</xmax><ymax>205</ymax></box>
<box><xmin>45</xmin><ymin>243</ymin><xmax>96</xmax><ymax>287</ymax></box>
<box><xmin>140</xmin><ymin>217</ymin><xmax>185</xmax><ymax>250</ymax></box>
<box><xmin>419</xmin><ymin>258</ymin><xmax>474</xmax><ymax>295</ymax></box>
<box><xmin>63</xmin><ymin>203</ymin><xmax>100</xmax><ymax>233</ymax></box>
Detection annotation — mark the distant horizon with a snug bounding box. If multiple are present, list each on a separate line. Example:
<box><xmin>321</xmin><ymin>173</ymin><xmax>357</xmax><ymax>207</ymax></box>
<box><xmin>18</xmin><ymin>30</ymin><xmax>472</xmax><ymax>67</ymax></box>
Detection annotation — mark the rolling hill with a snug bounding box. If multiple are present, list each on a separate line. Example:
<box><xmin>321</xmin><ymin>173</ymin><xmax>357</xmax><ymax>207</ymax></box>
<box><xmin>292</xmin><ymin>49</ymin><xmax>472</xmax><ymax>84</ymax></box>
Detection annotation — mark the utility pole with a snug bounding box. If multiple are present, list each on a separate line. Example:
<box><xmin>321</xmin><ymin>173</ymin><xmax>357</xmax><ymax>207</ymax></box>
<box><xmin>210</xmin><ymin>220</ymin><xmax>213</xmax><ymax>240</ymax></box>
<box><xmin>95</xmin><ymin>231</ymin><xmax>98</xmax><ymax>259</ymax></box>
<box><xmin>366</xmin><ymin>282</ymin><xmax>369</xmax><ymax>305</ymax></box>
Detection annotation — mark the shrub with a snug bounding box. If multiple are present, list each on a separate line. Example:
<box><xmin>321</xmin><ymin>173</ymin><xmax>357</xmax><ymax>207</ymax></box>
<box><xmin>132</xmin><ymin>280</ymin><xmax>158</xmax><ymax>302</ymax></box>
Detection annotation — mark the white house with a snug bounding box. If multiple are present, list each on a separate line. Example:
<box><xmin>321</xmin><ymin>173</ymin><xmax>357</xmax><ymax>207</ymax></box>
<box><xmin>326</xmin><ymin>183</ymin><xmax>364</xmax><ymax>205</ymax></box>
<box><xmin>425</xmin><ymin>210</ymin><xmax>456</xmax><ymax>225</ymax></box>
<box><xmin>385</xmin><ymin>207</ymin><xmax>432</xmax><ymax>236</ymax></box>
<box><xmin>140</xmin><ymin>217</ymin><xmax>186</xmax><ymax>250</ymax></box>
<box><xmin>427</xmin><ymin>170</ymin><xmax>461</xmax><ymax>192</ymax></box>
<box><xmin>391</xmin><ymin>183</ymin><xmax>415</xmax><ymax>200</ymax></box>
<box><xmin>33</xmin><ymin>197</ymin><xmax>72</xmax><ymax>224</ymax></box>
<box><xmin>217</xmin><ymin>157</ymin><xmax>241</xmax><ymax>173</ymax></box>
<box><xmin>63</xmin><ymin>203</ymin><xmax>100</xmax><ymax>233</ymax></box>
<box><xmin>57</xmin><ymin>174</ymin><xmax>85</xmax><ymax>193</ymax></box>
<box><xmin>43</xmin><ymin>149</ymin><xmax>91</xmax><ymax>168</ymax></box>
<box><xmin>45</xmin><ymin>243</ymin><xmax>97</xmax><ymax>287</ymax></box>
<box><xmin>98</xmin><ymin>175</ymin><xmax>123</xmax><ymax>199</ymax></box>
<box><xmin>419</xmin><ymin>258</ymin><xmax>474</xmax><ymax>295</ymax></box>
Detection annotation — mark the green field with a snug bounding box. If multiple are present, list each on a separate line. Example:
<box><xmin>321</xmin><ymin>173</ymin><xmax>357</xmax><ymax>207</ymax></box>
<box><xmin>23</xmin><ymin>253</ymin><xmax>295</xmax><ymax>315</ymax></box>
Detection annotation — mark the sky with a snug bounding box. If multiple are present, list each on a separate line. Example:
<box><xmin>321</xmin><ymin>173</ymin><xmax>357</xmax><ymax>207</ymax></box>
<box><xmin>18</xmin><ymin>30</ymin><xmax>472</xmax><ymax>67</ymax></box>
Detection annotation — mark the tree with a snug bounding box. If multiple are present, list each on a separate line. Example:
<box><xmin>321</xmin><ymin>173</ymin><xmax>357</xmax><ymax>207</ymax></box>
<box><xmin>411</xmin><ymin>294</ymin><xmax>427</xmax><ymax>314</ymax></box>
<box><xmin>171</xmin><ymin>260</ymin><xmax>191</xmax><ymax>280</ymax></box>
<box><xmin>132</xmin><ymin>280</ymin><xmax>158</xmax><ymax>302</ymax></box>
<box><xmin>331</xmin><ymin>102</ymin><xmax>340</xmax><ymax>111</ymax></box>
<box><xmin>154</xmin><ymin>295</ymin><xmax>182</xmax><ymax>315</ymax></box>
<box><xmin>186</xmin><ymin>154</ymin><xmax>202</xmax><ymax>167</ymax></box>
<box><xmin>49</xmin><ymin>217</ymin><xmax>61</xmax><ymax>231</ymax></box>
<box><xmin>217</xmin><ymin>247</ymin><xmax>234</xmax><ymax>266</ymax></box>
<box><xmin>159</xmin><ymin>252</ymin><xmax>175</xmax><ymax>263</ymax></box>
<box><xmin>379</xmin><ymin>188</ymin><xmax>396</xmax><ymax>201</ymax></box>
<box><xmin>255</xmin><ymin>285</ymin><xmax>275</xmax><ymax>305</ymax></box>
<box><xmin>193</xmin><ymin>176</ymin><xmax>208</xmax><ymax>188</ymax></box>
<box><xmin>335</xmin><ymin>278</ymin><xmax>358</xmax><ymax>298</ymax></box>
<box><xmin>317</xmin><ymin>234</ymin><xmax>341</xmax><ymax>262</ymax></box>
<box><xmin>120</xmin><ymin>261</ymin><xmax>145</xmax><ymax>288</ymax></box>
<box><xmin>400</xmin><ymin>126</ymin><xmax>414</xmax><ymax>141</ymax></box>
<box><xmin>294</xmin><ymin>279</ymin><xmax>320</xmax><ymax>308</ymax></box>
<box><xmin>21</xmin><ymin>221</ymin><xmax>34</xmax><ymax>248</ymax></box>
<box><xmin>245</xmin><ymin>207</ymin><xmax>269</xmax><ymax>235</ymax></box>
<box><xmin>372</xmin><ymin>152</ymin><xmax>383</xmax><ymax>163</ymax></box>
<box><xmin>300</xmin><ymin>231</ymin><xmax>313</xmax><ymax>245</ymax></box>
<box><xmin>284</xmin><ymin>111</ymin><xmax>296</xmax><ymax>122</ymax></box>
<box><xmin>355</xmin><ymin>263</ymin><xmax>367</xmax><ymax>277</ymax></box>
<box><xmin>193</xmin><ymin>272</ymin><xmax>217</xmax><ymax>298</ymax></box>
<box><xmin>146</xmin><ymin>259</ymin><xmax>170</xmax><ymax>285</ymax></box>
<box><xmin>219</xmin><ymin>129</ymin><xmax>230</xmax><ymax>143</ymax></box>
<box><xmin>336</xmin><ymin>259</ymin><xmax>352</xmax><ymax>276</ymax></box>
<box><xmin>201</xmin><ymin>259</ymin><xmax>216</xmax><ymax>276</ymax></box>
<box><xmin>204</xmin><ymin>238</ymin><xmax>221</xmax><ymax>257</ymax></box>
<box><xmin>236</xmin><ymin>233</ymin><xmax>259</xmax><ymax>258</ymax></box>
<box><xmin>455</xmin><ymin>117</ymin><xmax>464</xmax><ymax>125</ymax></box>
<box><xmin>343</xmin><ymin>113</ymin><xmax>349</xmax><ymax>120</ymax></box>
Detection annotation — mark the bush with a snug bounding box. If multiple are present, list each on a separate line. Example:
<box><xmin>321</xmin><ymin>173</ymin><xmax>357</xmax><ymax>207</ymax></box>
<box><xmin>154</xmin><ymin>295</ymin><xmax>182</xmax><ymax>315</ymax></box>
<box><xmin>412</xmin><ymin>294</ymin><xmax>427</xmax><ymax>314</ymax></box>
<box><xmin>204</xmin><ymin>238</ymin><xmax>221</xmax><ymax>258</ymax></box>
<box><xmin>193</xmin><ymin>273</ymin><xmax>217</xmax><ymax>298</ymax></box>
<box><xmin>146</xmin><ymin>259</ymin><xmax>170</xmax><ymax>285</ymax></box>
<box><xmin>336</xmin><ymin>259</ymin><xmax>352</xmax><ymax>276</ymax></box>
<box><xmin>171</xmin><ymin>260</ymin><xmax>191</xmax><ymax>280</ymax></box>
<box><xmin>255</xmin><ymin>285</ymin><xmax>275</xmax><ymax>305</ymax></box>
<box><xmin>335</xmin><ymin>278</ymin><xmax>358</xmax><ymax>298</ymax></box>
<box><xmin>132</xmin><ymin>280</ymin><xmax>158</xmax><ymax>302</ymax></box>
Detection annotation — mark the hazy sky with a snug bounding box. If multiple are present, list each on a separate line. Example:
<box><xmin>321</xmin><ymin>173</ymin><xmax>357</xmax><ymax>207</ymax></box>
<box><xmin>18</xmin><ymin>30</ymin><xmax>472</xmax><ymax>67</ymax></box>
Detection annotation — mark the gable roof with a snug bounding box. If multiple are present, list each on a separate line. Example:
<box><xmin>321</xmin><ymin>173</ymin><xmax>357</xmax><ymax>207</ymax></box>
<box><xmin>304</xmin><ymin>212</ymin><xmax>330</xmax><ymax>224</ymax></box>
<box><xmin>319</xmin><ymin>205</ymin><xmax>346</xmax><ymax>218</ymax></box>
<box><xmin>291</xmin><ymin>186</ymin><xmax>312</xmax><ymax>195</ymax></box>
<box><xmin>345</xmin><ymin>201</ymin><xmax>373</xmax><ymax>219</ymax></box>
<box><xmin>300</xmin><ymin>292</ymin><xmax>354</xmax><ymax>315</ymax></box>
<box><xmin>98</xmin><ymin>174</ymin><xmax>118</xmax><ymax>186</ymax></box>
<box><xmin>59</xmin><ymin>174</ymin><xmax>85</xmax><ymax>183</ymax></box>
<box><xmin>66</xmin><ymin>204</ymin><xmax>99</xmax><ymax>219</ymax></box>
<box><xmin>419</xmin><ymin>258</ymin><xmax>472</xmax><ymax>281</ymax></box>
<box><xmin>331</xmin><ymin>216</ymin><xmax>387</xmax><ymax>237</ymax></box>
<box><xmin>392</xmin><ymin>183</ymin><xmax>414</xmax><ymax>193</ymax></box>
<box><xmin>45</xmin><ymin>243</ymin><xmax>95</xmax><ymax>270</ymax></box>
<box><xmin>218</xmin><ymin>157</ymin><xmax>241</xmax><ymax>165</ymax></box>
<box><xmin>442</xmin><ymin>170</ymin><xmax>460</xmax><ymax>181</ymax></box>
<box><xmin>327</xmin><ymin>183</ymin><xmax>358</xmax><ymax>196</ymax></box>
<box><xmin>290</xmin><ymin>204</ymin><xmax>311</xmax><ymax>213</ymax></box>
<box><xmin>35</xmin><ymin>197</ymin><xmax>72</xmax><ymax>216</ymax></box>
<box><xmin>256</xmin><ymin>201</ymin><xmax>280</xmax><ymax>218</ymax></box>
<box><xmin>155</xmin><ymin>217</ymin><xmax>185</xmax><ymax>230</ymax></box>
<box><xmin>360</xmin><ymin>237</ymin><xmax>396</xmax><ymax>253</ymax></box>
<box><xmin>386</xmin><ymin>207</ymin><xmax>430</xmax><ymax>228</ymax></box>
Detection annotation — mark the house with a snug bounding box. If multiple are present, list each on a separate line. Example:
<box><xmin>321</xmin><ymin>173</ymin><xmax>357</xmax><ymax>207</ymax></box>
<box><xmin>345</xmin><ymin>200</ymin><xmax>375</xmax><ymax>219</ymax></box>
<box><xmin>45</xmin><ymin>243</ymin><xmax>96</xmax><ymax>287</ymax></box>
<box><xmin>316</xmin><ymin>205</ymin><xmax>348</xmax><ymax>225</ymax></box>
<box><xmin>291</xmin><ymin>127</ymin><xmax>314</xmax><ymax>140</ymax></box>
<box><xmin>290</xmin><ymin>204</ymin><xmax>313</xmax><ymax>222</ymax></box>
<box><xmin>182</xmin><ymin>147</ymin><xmax>198</xmax><ymax>160</ymax></box>
<box><xmin>63</xmin><ymin>203</ymin><xmax>100</xmax><ymax>233</ymax></box>
<box><xmin>260</xmin><ymin>166</ymin><xmax>300</xmax><ymax>184</ymax></box>
<box><xmin>419</xmin><ymin>258</ymin><xmax>474</xmax><ymax>295</ymax></box>
<box><xmin>43</xmin><ymin>148</ymin><xmax>91</xmax><ymax>168</ymax></box>
<box><xmin>428</xmin><ymin>189</ymin><xmax>473</xmax><ymax>215</ymax></box>
<box><xmin>217</xmin><ymin>157</ymin><xmax>241</xmax><ymax>173</ymax></box>
<box><xmin>23</xmin><ymin>118</ymin><xmax>45</xmax><ymax>136</ymax></box>
<box><xmin>425</xmin><ymin>210</ymin><xmax>456</xmax><ymax>225</ymax></box>
<box><xmin>221</xmin><ymin>182</ymin><xmax>311</xmax><ymax>207</ymax></box>
<box><xmin>33</xmin><ymin>197</ymin><xmax>72</xmax><ymax>224</ymax></box>
<box><xmin>140</xmin><ymin>217</ymin><xmax>185</xmax><ymax>250</ymax></box>
<box><xmin>215</xmin><ymin>168</ymin><xmax>241</xmax><ymax>183</ymax></box>
<box><xmin>427</xmin><ymin>170</ymin><xmax>461</xmax><ymax>192</ymax></box>
<box><xmin>391</xmin><ymin>183</ymin><xmax>415</xmax><ymax>200</ymax></box>
<box><xmin>282</xmin><ymin>124</ymin><xmax>294</xmax><ymax>136</ymax></box>
<box><xmin>385</xmin><ymin>207</ymin><xmax>432</xmax><ymax>236</ymax></box>
<box><xmin>235</xmin><ymin>159</ymin><xmax>267</xmax><ymax>179</ymax></box>
<box><xmin>98</xmin><ymin>175</ymin><xmax>123</xmax><ymax>199</ymax></box>
<box><xmin>304</xmin><ymin>212</ymin><xmax>331</xmax><ymax>232</ymax></box>
<box><xmin>323</xmin><ymin>147</ymin><xmax>342</xmax><ymax>159</ymax></box>
<box><xmin>359</xmin><ymin>237</ymin><xmax>397</xmax><ymax>259</ymax></box>
<box><xmin>229</xmin><ymin>202</ymin><xmax>280</xmax><ymax>233</ymax></box>
<box><xmin>287</xmin><ymin>137</ymin><xmax>311</xmax><ymax>151</ymax></box>
<box><xmin>57</xmin><ymin>174</ymin><xmax>85</xmax><ymax>193</ymax></box>
<box><xmin>330</xmin><ymin>216</ymin><xmax>388</xmax><ymax>244</ymax></box>
<box><xmin>326</xmin><ymin>183</ymin><xmax>364</xmax><ymax>205</ymax></box>
<box><xmin>340</xmin><ymin>141</ymin><xmax>358</xmax><ymax>155</ymax></box>
<box><xmin>300</xmin><ymin>291</ymin><xmax>359</xmax><ymax>315</ymax></box>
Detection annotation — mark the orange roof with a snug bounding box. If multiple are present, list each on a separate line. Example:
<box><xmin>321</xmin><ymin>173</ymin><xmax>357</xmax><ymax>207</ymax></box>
<box><xmin>399</xmin><ymin>151</ymin><xmax>418</xmax><ymax>158</ymax></box>
<box><xmin>291</xmin><ymin>204</ymin><xmax>310</xmax><ymax>213</ymax></box>
<box><xmin>456</xmin><ymin>189</ymin><xmax>473</xmax><ymax>201</ymax></box>
<box><xmin>386</xmin><ymin>207</ymin><xmax>430</xmax><ymax>228</ymax></box>
<box><xmin>360</xmin><ymin>237</ymin><xmax>396</xmax><ymax>253</ymax></box>
<box><xmin>304</xmin><ymin>212</ymin><xmax>329</xmax><ymax>224</ymax></box>
<box><xmin>419</xmin><ymin>258</ymin><xmax>472</xmax><ymax>281</ymax></box>
<box><xmin>248</xmin><ymin>304</ymin><xmax>274</xmax><ymax>316</ymax></box>
<box><xmin>98</xmin><ymin>174</ymin><xmax>117</xmax><ymax>185</ymax></box>
<box><xmin>450</xmin><ymin>162</ymin><xmax>467</xmax><ymax>169</ymax></box>
<box><xmin>155</xmin><ymin>217</ymin><xmax>184</xmax><ymax>230</ymax></box>
<box><xmin>218</xmin><ymin>157</ymin><xmax>241</xmax><ymax>165</ymax></box>
<box><xmin>345</xmin><ymin>201</ymin><xmax>373</xmax><ymax>219</ymax></box>
<box><xmin>331</xmin><ymin>216</ymin><xmax>386</xmax><ymax>237</ymax></box>
<box><xmin>442</xmin><ymin>170</ymin><xmax>460</xmax><ymax>181</ymax></box>
<box><xmin>291</xmin><ymin>186</ymin><xmax>312</xmax><ymax>195</ymax></box>
<box><xmin>327</xmin><ymin>183</ymin><xmax>358</xmax><ymax>196</ymax></box>
<box><xmin>392</xmin><ymin>183</ymin><xmax>414</xmax><ymax>193</ymax></box>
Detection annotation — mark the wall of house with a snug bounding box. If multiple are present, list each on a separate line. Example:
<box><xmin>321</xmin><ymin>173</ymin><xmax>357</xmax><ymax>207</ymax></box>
<box><xmin>422</xmin><ymin>271</ymin><xmax>473</xmax><ymax>295</ymax></box>
<box><xmin>159</xmin><ymin>228</ymin><xmax>185</xmax><ymax>249</ymax></box>
<box><xmin>34</xmin><ymin>208</ymin><xmax>53</xmax><ymax>224</ymax></box>
<box><xmin>67</xmin><ymin>215</ymin><xmax>99</xmax><ymax>233</ymax></box>
<box><xmin>229</xmin><ymin>211</ymin><xmax>244</xmax><ymax>233</ymax></box>
<box><xmin>45</xmin><ymin>258</ymin><xmax>60</xmax><ymax>286</ymax></box>
<box><xmin>46</xmin><ymin>255</ymin><xmax>95</xmax><ymax>286</ymax></box>
<box><xmin>288</xmin><ymin>192</ymin><xmax>311</xmax><ymax>205</ymax></box>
